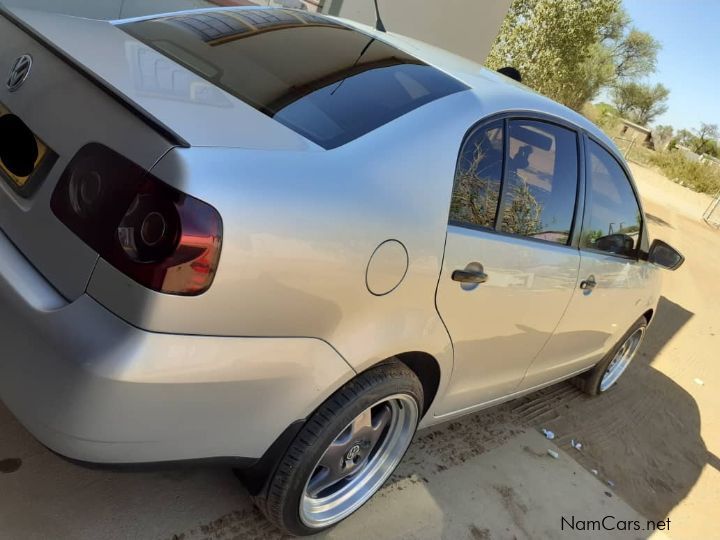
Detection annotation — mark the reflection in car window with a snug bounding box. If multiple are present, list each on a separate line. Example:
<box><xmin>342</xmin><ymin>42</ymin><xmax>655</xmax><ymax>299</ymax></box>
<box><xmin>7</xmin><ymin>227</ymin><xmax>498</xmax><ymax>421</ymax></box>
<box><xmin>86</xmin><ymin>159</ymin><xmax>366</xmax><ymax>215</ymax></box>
<box><xmin>498</xmin><ymin>120</ymin><xmax>578</xmax><ymax>245</ymax></box>
<box><xmin>120</xmin><ymin>9</ymin><xmax>468</xmax><ymax>149</ymax></box>
<box><xmin>449</xmin><ymin>120</ymin><xmax>503</xmax><ymax>229</ymax></box>
<box><xmin>582</xmin><ymin>140</ymin><xmax>642</xmax><ymax>257</ymax></box>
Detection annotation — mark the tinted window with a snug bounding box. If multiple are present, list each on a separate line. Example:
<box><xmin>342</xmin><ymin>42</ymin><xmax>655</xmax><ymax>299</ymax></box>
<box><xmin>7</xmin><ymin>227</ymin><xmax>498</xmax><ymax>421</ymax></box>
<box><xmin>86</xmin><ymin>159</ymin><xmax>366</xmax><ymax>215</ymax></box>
<box><xmin>120</xmin><ymin>9</ymin><xmax>468</xmax><ymax>149</ymax></box>
<box><xmin>449</xmin><ymin>120</ymin><xmax>503</xmax><ymax>228</ymax></box>
<box><xmin>498</xmin><ymin>120</ymin><xmax>578</xmax><ymax>244</ymax></box>
<box><xmin>581</xmin><ymin>140</ymin><xmax>642</xmax><ymax>257</ymax></box>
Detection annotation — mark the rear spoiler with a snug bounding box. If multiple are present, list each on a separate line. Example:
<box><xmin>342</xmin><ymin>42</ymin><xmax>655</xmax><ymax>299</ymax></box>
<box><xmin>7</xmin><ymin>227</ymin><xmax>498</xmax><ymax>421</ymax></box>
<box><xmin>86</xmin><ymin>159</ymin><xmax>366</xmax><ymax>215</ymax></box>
<box><xmin>0</xmin><ymin>5</ymin><xmax>190</xmax><ymax>148</ymax></box>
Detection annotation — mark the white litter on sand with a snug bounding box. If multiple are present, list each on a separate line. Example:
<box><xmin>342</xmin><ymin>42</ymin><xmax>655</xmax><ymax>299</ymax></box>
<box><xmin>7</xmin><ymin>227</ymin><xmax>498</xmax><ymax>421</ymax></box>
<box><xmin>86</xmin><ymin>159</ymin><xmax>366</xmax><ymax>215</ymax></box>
<box><xmin>541</xmin><ymin>428</ymin><xmax>555</xmax><ymax>440</ymax></box>
<box><xmin>547</xmin><ymin>449</ymin><xmax>559</xmax><ymax>459</ymax></box>
<box><xmin>571</xmin><ymin>439</ymin><xmax>583</xmax><ymax>451</ymax></box>
<box><xmin>591</xmin><ymin>469</ymin><xmax>598</xmax><ymax>476</ymax></box>
<box><xmin>694</xmin><ymin>378</ymin><xmax>705</xmax><ymax>386</ymax></box>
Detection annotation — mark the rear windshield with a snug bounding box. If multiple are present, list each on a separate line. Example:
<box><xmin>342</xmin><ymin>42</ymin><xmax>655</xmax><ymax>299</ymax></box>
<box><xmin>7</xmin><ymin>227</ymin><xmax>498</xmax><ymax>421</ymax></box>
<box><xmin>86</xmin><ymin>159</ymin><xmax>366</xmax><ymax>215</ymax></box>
<box><xmin>119</xmin><ymin>9</ymin><xmax>469</xmax><ymax>149</ymax></box>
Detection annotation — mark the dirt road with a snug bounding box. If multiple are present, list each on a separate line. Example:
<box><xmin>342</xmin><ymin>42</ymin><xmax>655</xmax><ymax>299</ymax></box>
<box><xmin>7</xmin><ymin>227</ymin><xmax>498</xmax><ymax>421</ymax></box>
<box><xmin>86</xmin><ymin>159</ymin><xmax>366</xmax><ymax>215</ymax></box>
<box><xmin>1</xmin><ymin>163</ymin><xmax>717</xmax><ymax>539</ymax></box>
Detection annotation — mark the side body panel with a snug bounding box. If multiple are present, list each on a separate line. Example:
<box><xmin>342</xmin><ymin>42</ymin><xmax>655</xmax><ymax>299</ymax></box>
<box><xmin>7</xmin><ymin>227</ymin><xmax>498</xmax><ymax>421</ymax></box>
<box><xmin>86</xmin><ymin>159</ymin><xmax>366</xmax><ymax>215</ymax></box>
<box><xmin>435</xmin><ymin>227</ymin><xmax>579</xmax><ymax>415</ymax></box>
<box><xmin>84</xmin><ymin>90</ymin><xmax>647</xmax><ymax>425</ymax></box>
<box><xmin>520</xmin><ymin>133</ymin><xmax>661</xmax><ymax>388</ymax></box>
<box><xmin>520</xmin><ymin>251</ymin><xmax>660</xmax><ymax>390</ymax></box>
<box><xmin>87</xmin><ymin>90</ymin><xmax>490</xmax><ymax>422</ymax></box>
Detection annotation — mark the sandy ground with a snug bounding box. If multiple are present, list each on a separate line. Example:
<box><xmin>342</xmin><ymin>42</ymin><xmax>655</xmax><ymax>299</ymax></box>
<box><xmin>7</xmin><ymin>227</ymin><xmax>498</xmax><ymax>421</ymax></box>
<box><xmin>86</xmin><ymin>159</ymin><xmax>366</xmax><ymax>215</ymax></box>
<box><xmin>0</xmin><ymin>163</ymin><xmax>718</xmax><ymax>539</ymax></box>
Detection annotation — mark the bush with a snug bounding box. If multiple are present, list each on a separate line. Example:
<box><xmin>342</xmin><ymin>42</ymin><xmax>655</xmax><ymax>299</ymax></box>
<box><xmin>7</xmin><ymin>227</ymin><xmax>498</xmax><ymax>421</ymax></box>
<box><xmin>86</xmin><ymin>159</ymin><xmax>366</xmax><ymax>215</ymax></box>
<box><xmin>582</xmin><ymin>103</ymin><xmax>720</xmax><ymax>194</ymax></box>
<box><xmin>582</xmin><ymin>102</ymin><xmax>620</xmax><ymax>134</ymax></box>
<box><xmin>647</xmin><ymin>151</ymin><xmax>720</xmax><ymax>194</ymax></box>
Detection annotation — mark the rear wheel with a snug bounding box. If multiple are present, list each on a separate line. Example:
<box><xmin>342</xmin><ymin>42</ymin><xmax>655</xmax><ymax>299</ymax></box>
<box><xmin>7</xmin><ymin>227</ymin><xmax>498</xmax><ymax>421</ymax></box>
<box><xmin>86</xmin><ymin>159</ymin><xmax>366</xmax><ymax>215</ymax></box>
<box><xmin>573</xmin><ymin>316</ymin><xmax>647</xmax><ymax>396</ymax></box>
<box><xmin>256</xmin><ymin>360</ymin><xmax>423</xmax><ymax>536</ymax></box>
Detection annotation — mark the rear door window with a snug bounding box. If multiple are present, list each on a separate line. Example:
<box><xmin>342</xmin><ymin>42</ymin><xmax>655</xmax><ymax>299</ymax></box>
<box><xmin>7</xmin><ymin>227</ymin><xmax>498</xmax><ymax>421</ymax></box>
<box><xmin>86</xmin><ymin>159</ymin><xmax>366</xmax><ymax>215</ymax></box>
<box><xmin>498</xmin><ymin>120</ymin><xmax>578</xmax><ymax>245</ymax></box>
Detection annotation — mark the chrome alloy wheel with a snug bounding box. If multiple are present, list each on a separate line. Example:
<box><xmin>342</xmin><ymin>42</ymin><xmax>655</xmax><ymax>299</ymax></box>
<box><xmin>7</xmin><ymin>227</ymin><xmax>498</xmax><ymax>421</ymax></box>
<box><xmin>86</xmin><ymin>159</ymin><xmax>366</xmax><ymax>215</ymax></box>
<box><xmin>600</xmin><ymin>327</ymin><xmax>645</xmax><ymax>392</ymax></box>
<box><xmin>300</xmin><ymin>394</ymin><xmax>419</xmax><ymax>528</ymax></box>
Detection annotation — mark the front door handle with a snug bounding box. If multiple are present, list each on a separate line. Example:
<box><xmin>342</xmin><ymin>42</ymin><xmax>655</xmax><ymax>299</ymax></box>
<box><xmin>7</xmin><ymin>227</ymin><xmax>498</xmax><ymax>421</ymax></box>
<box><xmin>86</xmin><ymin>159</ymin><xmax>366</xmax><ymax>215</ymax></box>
<box><xmin>580</xmin><ymin>275</ymin><xmax>597</xmax><ymax>290</ymax></box>
<box><xmin>452</xmin><ymin>269</ymin><xmax>488</xmax><ymax>284</ymax></box>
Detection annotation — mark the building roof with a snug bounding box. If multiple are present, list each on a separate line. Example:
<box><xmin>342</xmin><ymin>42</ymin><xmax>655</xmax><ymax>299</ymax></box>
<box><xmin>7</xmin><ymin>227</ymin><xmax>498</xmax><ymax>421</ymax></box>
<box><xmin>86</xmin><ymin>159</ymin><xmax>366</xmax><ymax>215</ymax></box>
<box><xmin>620</xmin><ymin>119</ymin><xmax>652</xmax><ymax>134</ymax></box>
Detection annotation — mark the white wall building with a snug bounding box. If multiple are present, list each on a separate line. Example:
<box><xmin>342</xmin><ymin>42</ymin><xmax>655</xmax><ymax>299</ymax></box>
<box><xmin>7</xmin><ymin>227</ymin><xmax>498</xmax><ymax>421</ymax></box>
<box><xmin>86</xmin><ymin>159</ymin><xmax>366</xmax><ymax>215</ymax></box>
<box><xmin>320</xmin><ymin>0</ymin><xmax>511</xmax><ymax>64</ymax></box>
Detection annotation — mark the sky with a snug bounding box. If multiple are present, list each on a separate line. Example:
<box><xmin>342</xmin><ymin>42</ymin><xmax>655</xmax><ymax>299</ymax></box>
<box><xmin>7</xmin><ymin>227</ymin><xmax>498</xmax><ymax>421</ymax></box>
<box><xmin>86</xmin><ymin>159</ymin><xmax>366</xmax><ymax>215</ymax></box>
<box><xmin>621</xmin><ymin>0</ymin><xmax>720</xmax><ymax>131</ymax></box>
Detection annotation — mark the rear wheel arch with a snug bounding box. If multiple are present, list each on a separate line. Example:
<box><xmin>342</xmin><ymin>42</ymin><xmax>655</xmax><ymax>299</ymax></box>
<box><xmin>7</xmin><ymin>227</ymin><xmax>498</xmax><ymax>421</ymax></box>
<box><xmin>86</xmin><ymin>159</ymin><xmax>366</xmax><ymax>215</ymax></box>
<box><xmin>572</xmin><ymin>314</ymin><xmax>648</xmax><ymax>395</ymax></box>
<box><xmin>643</xmin><ymin>308</ymin><xmax>654</xmax><ymax>323</ymax></box>
<box><xmin>389</xmin><ymin>351</ymin><xmax>441</xmax><ymax>418</ymax></box>
<box><xmin>239</xmin><ymin>352</ymin><xmax>441</xmax><ymax>497</ymax></box>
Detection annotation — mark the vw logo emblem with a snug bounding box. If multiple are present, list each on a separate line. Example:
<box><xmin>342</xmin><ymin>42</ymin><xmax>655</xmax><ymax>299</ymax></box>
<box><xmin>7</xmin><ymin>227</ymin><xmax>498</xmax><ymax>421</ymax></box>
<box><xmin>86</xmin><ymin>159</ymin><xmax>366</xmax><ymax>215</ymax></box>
<box><xmin>6</xmin><ymin>54</ymin><xmax>32</xmax><ymax>92</ymax></box>
<box><xmin>346</xmin><ymin>444</ymin><xmax>361</xmax><ymax>460</ymax></box>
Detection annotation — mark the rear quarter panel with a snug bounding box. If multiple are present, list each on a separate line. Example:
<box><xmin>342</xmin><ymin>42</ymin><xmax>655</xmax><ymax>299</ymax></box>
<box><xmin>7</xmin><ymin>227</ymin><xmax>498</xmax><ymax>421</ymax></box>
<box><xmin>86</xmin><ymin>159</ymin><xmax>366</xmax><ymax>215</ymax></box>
<box><xmin>88</xmin><ymin>90</ymin><xmax>487</xmax><ymax>417</ymax></box>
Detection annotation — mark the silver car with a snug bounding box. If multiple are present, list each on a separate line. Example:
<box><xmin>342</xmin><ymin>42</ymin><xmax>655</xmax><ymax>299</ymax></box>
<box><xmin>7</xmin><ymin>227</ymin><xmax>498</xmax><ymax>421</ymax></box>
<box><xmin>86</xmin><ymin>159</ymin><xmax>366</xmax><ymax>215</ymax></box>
<box><xmin>0</xmin><ymin>5</ymin><xmax>684</xmax><ymax>535</ymax></box>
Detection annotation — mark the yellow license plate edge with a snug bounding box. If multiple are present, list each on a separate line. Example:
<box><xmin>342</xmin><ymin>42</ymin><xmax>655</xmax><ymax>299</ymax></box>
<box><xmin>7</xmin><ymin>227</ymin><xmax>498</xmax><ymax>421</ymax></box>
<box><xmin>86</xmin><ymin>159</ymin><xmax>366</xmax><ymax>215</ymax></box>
<box><xmin>0</xmin><ymin>102</ymin><xmax>49</xmax><ymax>188</ymax></box>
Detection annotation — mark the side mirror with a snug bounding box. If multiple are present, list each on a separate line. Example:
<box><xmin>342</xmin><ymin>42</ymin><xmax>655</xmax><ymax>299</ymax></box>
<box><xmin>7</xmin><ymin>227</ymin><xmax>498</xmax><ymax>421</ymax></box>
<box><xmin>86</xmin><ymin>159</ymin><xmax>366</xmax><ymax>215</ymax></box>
<box><xmin>647</xmin><ymin>239</ymin><xmax>684</xmax><ymax>270</ymax></box>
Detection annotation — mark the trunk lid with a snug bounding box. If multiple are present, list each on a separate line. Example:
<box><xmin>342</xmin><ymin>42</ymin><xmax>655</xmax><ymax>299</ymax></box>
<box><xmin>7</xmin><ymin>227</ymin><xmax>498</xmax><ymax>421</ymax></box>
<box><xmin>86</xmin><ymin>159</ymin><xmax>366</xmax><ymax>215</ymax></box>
<box><xmin>2</xmin><ymin>7</ymin><xmax>313</xmax><ymax>151</ymax></box>
<box><xmin>0</xmin><ymin>9</ymin><xmax>175</xmax><ymax>299</ymax></box>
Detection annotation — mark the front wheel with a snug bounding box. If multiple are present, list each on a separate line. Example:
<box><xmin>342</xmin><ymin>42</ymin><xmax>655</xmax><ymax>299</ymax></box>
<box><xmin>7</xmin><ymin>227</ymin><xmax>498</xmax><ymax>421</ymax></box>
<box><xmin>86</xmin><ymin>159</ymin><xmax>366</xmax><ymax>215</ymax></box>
<box><xmin>573</xmin><ymin>316</ymin><xmax>647</xmax><ymax>396</ymax></box>
<box><xmin>256</xmin><ymin>360</ymin><xmax>423</xmax><ymax>536</ymax></box>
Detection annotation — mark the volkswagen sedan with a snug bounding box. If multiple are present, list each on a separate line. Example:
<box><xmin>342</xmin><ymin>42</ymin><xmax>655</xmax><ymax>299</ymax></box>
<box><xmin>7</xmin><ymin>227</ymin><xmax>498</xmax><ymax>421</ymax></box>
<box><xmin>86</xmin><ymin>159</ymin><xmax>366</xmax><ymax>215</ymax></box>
<box><xmin>0</xmin><ymin>5</ymin><xmax>683</xmax><ymax>535</ymax></box>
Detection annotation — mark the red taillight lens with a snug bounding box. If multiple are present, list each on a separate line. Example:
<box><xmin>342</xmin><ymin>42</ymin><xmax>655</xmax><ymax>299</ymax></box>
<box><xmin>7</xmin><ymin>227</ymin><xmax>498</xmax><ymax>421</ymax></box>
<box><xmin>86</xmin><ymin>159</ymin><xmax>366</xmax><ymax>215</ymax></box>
<box><xmin>51</xmin><ymin>143</ymin><xmax>222</xmax><ymax>295</ymax></box>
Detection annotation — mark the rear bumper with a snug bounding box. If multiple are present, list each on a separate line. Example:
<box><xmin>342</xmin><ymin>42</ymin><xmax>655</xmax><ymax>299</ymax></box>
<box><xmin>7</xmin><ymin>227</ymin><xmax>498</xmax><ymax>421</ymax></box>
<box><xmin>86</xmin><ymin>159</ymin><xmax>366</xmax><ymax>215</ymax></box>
<box><xmin>0</xmin><ymin>229</ymin><xmax>354</xmax><ymax>464</ymax></box>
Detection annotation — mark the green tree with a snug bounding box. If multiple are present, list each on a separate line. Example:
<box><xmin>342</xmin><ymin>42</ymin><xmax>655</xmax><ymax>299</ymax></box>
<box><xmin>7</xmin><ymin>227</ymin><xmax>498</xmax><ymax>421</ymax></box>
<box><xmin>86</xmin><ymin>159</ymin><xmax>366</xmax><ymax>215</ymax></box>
<box><xmin>486</xmin><ymin>0</ymin><xmax>619</xmax><ymax>109</ymax></box>
<box><xmin>609</xmin><ymin>27</ymin><xmax>660</xmax><ymax>80</ymax></box>
<box><xmin>570</xmin><ymin>42</ymin><xmax>617</xmax><ymax>108</ymax></box>
<box><xmin>652</xmin><ymin>124</ymin><xmax>674</xmax><ymax>149</ymax></box>
<box><xmin>612</xmin><ymin>82</ymin><xmax>669</xmax><ymax>125</ymax></box>
<box><xmin>575</xmin><ymin>10</ymin><xmax>660</xmax><ymax>106</ymax></box>
<box><xmin>668</xmin><ymin>125</ymin><xmax>719</xmax><ymax>157</ymax></box>
<box><xmin>486</xmin><ymin>0</ymin><xmax>660</xmax><ymax>110</ymax></box>
<box><xmin>669</xmin><ymin>128</ymin><xmax>694</xmax><ymax>150</ymax></box>
<box><xmin>691</xmin><ymin>123</ymin><xmax>720</xmax><ymax>156</ymax></box>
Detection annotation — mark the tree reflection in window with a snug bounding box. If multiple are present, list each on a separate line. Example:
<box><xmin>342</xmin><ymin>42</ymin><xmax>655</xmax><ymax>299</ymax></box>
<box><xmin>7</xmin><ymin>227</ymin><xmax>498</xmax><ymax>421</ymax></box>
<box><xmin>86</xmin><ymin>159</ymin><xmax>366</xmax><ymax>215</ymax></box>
<box><xmin>449</xmin><ymin>121</ymin><xmax>503</xmax><ymax>229</ymax></box>
<box><xmin>501</xmin><ymin>180</ymin><xmax>543</xmax><ymax>236</ymax></box>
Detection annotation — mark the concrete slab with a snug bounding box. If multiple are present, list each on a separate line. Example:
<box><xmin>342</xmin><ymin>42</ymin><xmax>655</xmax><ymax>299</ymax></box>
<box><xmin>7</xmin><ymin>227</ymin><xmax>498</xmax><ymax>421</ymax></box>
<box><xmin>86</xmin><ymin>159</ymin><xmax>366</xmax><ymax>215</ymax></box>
<box><xmin>320</xmin><ymin>430</ymin><xmax>671</xmax><ymax>540</ymax></box>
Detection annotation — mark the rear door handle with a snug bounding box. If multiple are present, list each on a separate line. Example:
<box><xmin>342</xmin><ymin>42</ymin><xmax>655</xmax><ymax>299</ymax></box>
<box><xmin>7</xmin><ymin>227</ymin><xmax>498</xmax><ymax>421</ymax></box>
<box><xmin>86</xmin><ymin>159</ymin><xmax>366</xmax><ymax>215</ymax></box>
<box><xmin>452</xmin><ymin>269</ymin><xmax>488</xmax><ymax>284</ymax></box>
<box><xmin>580</xmin><ymin>275</ymin><xmax>597</xmax><ymax>290</ymax></box>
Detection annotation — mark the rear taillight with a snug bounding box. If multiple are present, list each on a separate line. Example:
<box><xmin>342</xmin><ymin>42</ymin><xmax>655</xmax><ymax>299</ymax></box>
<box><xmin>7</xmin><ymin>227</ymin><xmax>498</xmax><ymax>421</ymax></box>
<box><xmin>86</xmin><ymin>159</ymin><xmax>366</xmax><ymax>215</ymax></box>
<box><xmin>51</xmin><ymin>143</ymin><xmax>222</xmax><ymax>295</ymax></box>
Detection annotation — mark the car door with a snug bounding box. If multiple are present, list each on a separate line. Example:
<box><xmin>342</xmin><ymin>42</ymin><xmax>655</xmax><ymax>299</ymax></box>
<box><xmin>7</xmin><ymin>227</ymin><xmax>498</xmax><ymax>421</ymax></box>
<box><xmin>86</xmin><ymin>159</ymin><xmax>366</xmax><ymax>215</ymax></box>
<box><xmin>435</xmin><ymin>116</ymin><xmax>582</xmax><ymax>416</ymax></box>
<box><xmin>519</xmin><ymin>136</ymin><xmax>653</xmax><ymax>389</ymax></box>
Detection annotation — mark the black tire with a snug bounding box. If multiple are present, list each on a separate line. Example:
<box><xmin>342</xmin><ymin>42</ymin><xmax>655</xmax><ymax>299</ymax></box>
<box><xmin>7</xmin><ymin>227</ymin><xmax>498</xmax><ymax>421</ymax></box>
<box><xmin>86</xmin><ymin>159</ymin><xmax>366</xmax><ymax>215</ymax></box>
<box><xmin>254</xmin><ymin>360</ymin><xmax>423</xmax><ymax>536</ymax></box>
<box><xmin>572</xmin><ymin>315</ymin><xmax>648</xmax><ymax>396</ymax></box>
